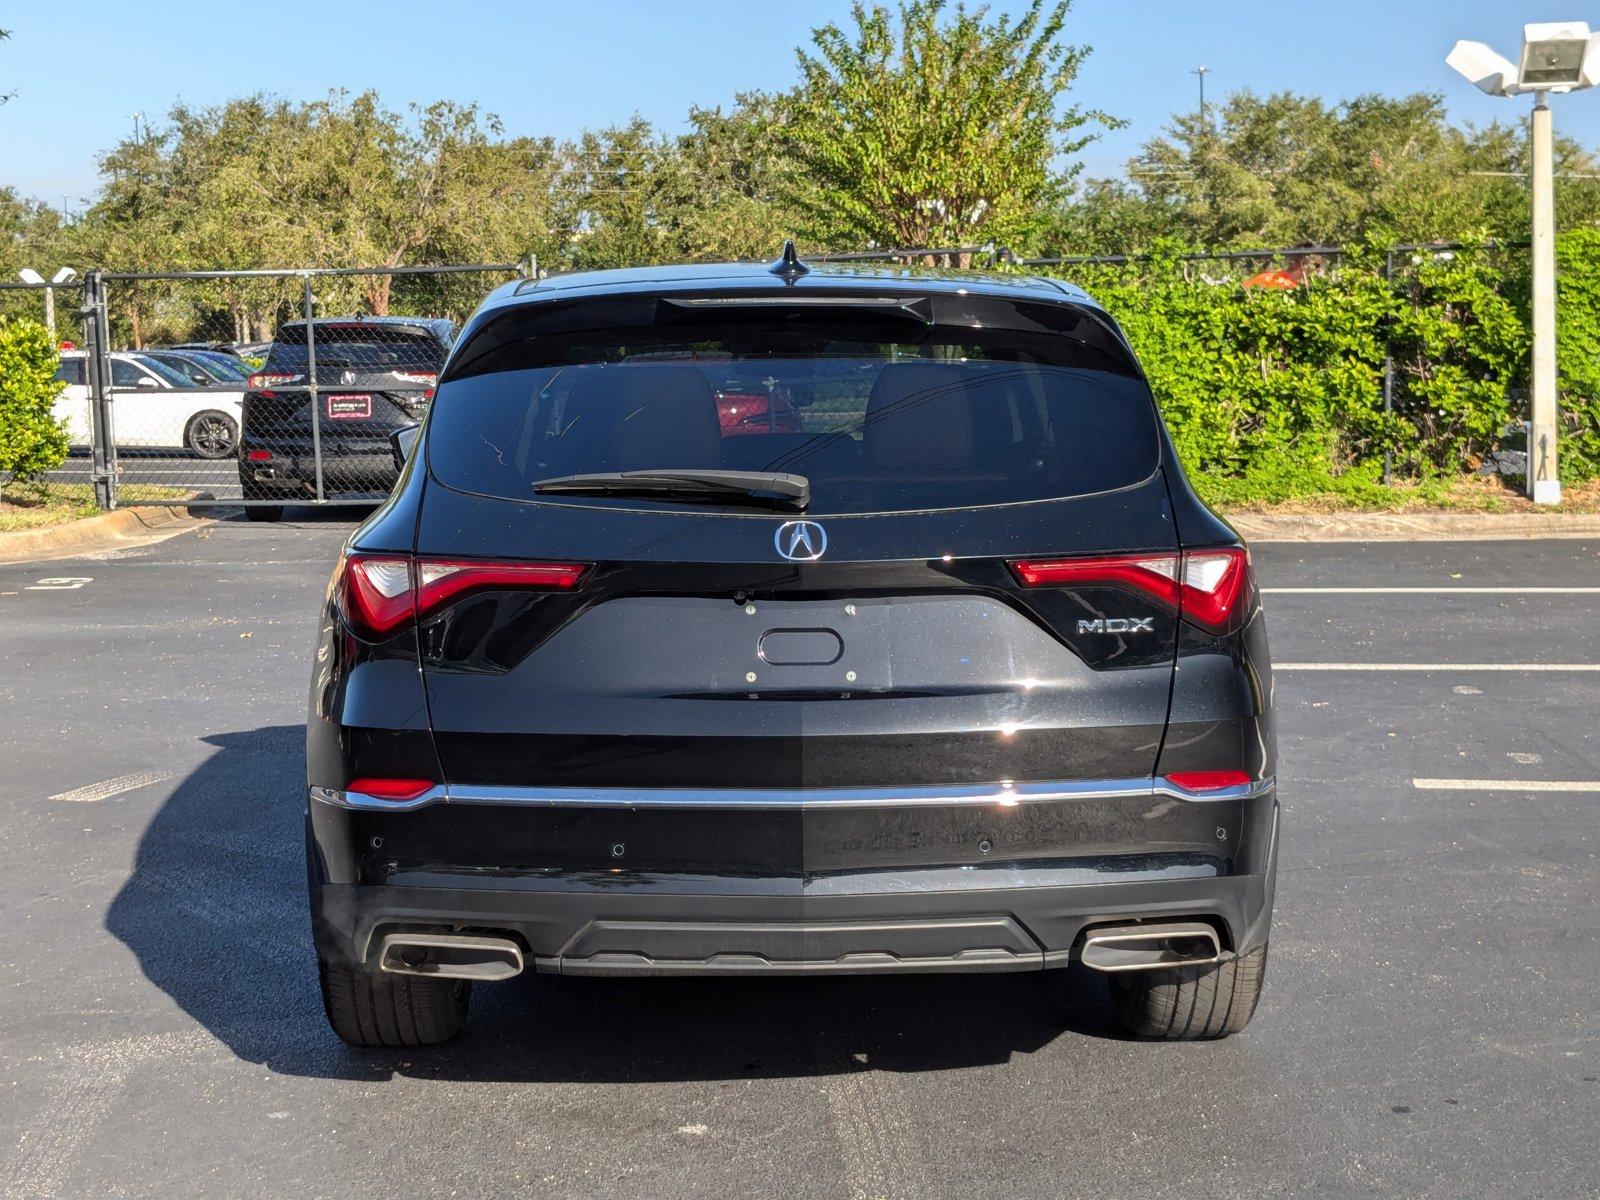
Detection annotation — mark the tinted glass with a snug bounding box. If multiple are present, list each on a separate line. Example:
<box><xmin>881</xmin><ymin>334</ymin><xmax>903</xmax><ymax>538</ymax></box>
<box><xmin>427</xmin><ymin>320</ymin><xmax>1161</xmax><ymax>514</ymax></box>
<box><xmin>191</xmin><ymin>351</ymin><xmax>251</xmax><ymax>380</ymax></box>
<box><xmin>55</xmin><ymin>358</ymin><xmax>86</xmax><ymax>385</ymax></box>
<box><xmin>131</xmin><ymin>355</ymin><xmax>200</xmax><ymax>387</ymax></box>
<box><xmin>150</xmin><ymin>350</ymin><xmax>249</xmax><ymax>382</ymax></box>
<box><xmin>111</xmin><ymin>359</ymin><xmax>155</xmax><ymax>388</ymax></box>
<box><xmin>144</xmin><ymin>352</ymin><xmax>211</xmax><ymax>382</ymax></box>
<box><xmin>265</xmin><ymin>325</ymin><xmax>446</xmax><ymax>372</ymax></box>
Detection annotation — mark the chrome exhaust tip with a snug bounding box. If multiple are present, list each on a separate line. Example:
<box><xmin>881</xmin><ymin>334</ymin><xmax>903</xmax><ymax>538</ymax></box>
<box><xmin>377</xmin><ymin>933</ymin><xmax>524</xmax><ymax>982</ymax></box>
<box><xmin>1079</xmin><ymin>922</ymin><xmax>1222</xmax><ymax>973</ymax></box>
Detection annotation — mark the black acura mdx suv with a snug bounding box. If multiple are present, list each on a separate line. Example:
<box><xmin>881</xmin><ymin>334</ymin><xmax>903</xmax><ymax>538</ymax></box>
<box><xmin>239</xmin><ymin>316</ymin><xmax>453</xmax><ymax>521</ymax></box>
<box><xmin>306</xmin><ymin>248</ymin><xmax>1277</xmax><ymax>1046</ymax></box>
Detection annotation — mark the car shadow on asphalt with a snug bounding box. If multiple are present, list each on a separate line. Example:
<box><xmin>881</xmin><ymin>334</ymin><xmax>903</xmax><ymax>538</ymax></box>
<box><xmin>106</xmin><ymin>724</ymin><xmax>1134</xmax><ymax>1085</ymax></box>
<box><xmin>207</xmin><ymin>504</ymin><xmax>376</xmax><ymax>525</ymax></box>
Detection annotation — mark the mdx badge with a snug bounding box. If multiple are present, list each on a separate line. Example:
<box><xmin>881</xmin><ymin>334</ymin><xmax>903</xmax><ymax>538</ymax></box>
<box><xmin>1078</xmin><ymin>617</ymin><xmax>1154</xmax><ymax>634</ymax></box>
<box><xmin>774</xmin><ymin>520</ymin><xmax>827</xmax><ymax>562</ymax></box>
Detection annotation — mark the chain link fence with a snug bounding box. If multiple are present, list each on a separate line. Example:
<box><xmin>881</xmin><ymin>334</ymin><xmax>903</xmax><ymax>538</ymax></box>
<box><xmin>7</xmin><ymin>242</ymin><xmax>1543</xmax><ymax>518</ymax></box>
<box><xmin>30</xmin><ymin>263</ymin><xmax>521</xmax><ymax>513</ymax></box>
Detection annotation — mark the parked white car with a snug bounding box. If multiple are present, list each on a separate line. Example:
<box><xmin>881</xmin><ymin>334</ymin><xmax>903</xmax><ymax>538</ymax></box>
<box><xmin>53</xmin><ymin>351</ymin><xmax>244</xmax><ymax>459</ymax></box>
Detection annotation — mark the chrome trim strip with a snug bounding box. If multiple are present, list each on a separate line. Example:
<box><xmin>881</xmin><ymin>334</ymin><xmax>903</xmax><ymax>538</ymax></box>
<box><xmin>311</xmin><ymin>776</ymin><xmax>1274</xmax><ymax>812</ymax></box>
<box><xmin>451</xmin><ymin>778</ymin><xmax>1160</xmax><ymax>810</ymax></box>
<box><xmin>309</xmin><ymin>783</ymin><xmax>448</xmax><ymax>812</ymax></box>
<box><xmin>1152</xmin><ymin>778</ymin><xmax>1276</xmax><ymax>803</ymax></box>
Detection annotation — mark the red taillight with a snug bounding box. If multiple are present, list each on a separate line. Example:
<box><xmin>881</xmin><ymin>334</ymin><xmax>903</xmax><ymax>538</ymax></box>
<box><xmin>415</xmin><ymin>559</ymin><xmax>587</xmax><ymax>612</ymax></box>
<box><xmin>247</xmin><ymin>371</ymin><xmax>297</xmax><ymax>398</ymax></box>
<box><xmin>395</xmin><ymin>371</ymin><xmax>437</xmax><ymax>400</ymax></box>
<box><xmin>246</xmin><ymin>449</ymin><xmax>272</xmax><ymax>462</ymax></box>
<box><xmin>1177</xmin><ymin>549</ymin><xmax>1251</xmax><ymax>633</ymax></box>
<box><xmin>1163</xmin><ymin>770</ymin><xmax>1252</xmax><ymax>793</ymax></box>
<box><xmin>347</xmin><ymin>777</ymin><xmax>435</xmax><ymax>801</ymax></box>
<box><xmin>339</xmin><ymin>554</ymin><xmax>588</xmax><ymax>639</ymax></box>
<box><xmin>1008</xmin><ymin>547</ymin><xmax>1252</xmax><ymax>634</ymax></box>
<box><xmin>344</xmin><ymin>555</ymin><xmax>416</xmax><ymax>636</ymax></box>
<box><xmin>1009</xmin><ymin>553</ymin><xmax>1180</xmax><ymax>605</ymax></box>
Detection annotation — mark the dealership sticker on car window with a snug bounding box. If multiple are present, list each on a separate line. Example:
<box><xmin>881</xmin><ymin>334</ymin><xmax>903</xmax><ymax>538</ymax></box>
<box><xmin>327</xmin><ymin>394</ymin><xmax>372</xmax><ymax>419</ymax></box>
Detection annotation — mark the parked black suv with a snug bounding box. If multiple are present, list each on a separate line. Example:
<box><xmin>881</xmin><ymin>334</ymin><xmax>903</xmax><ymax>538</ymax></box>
<box><xmin>239</xmin><ymin>317</ymin><xmax>453</xmax><ymax>520</ymax></box>
<box><xmin>306</xmin><ymin>248</ymin><xmax>1277</xmax><ymax>1046</ymax></box>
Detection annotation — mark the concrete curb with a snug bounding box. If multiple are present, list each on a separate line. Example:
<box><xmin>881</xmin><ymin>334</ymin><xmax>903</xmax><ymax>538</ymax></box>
<box><xmin>0</xmin><ymin>504</ymin><xmax>209</xmax><ymax>565</ymax></box>
<box><xmin>1229</xmin><ymin>511</ymin><xmax>1600</xmax><ymax>542</ymax></box>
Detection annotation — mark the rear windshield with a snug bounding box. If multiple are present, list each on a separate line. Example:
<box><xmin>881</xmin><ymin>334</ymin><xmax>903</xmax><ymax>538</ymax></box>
<box><xmin>189</xmin><ymin>351</ymin><xmax>251</xmax><ymax>380</ymax></box>
<box><xmin>265</xmin><ymin>325</ymin><xmax>446</xmax><ymax>372</ymax></box>
<box><xmin>426</xmin><ymin>310</ymin><xmax>1161</xmax><ymax>514</ymax></box>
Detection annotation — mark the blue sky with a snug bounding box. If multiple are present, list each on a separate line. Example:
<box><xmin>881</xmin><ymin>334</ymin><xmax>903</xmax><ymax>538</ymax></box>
<box><xmin>3</xmin><ymin>0</ymin><xmax>1599</xmax><ymax>211</ymax></box>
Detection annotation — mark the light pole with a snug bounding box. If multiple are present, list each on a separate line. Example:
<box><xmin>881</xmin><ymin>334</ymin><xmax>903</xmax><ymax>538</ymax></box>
<box><xmin>16</xmin><ymin>267</ymin><xmax>79</xmax><ymax>341</ymax></box>
<box><xmin>1447</xmin><ymin>22</ymin><xmax>1600</xmax><ymax>505</ymax></box>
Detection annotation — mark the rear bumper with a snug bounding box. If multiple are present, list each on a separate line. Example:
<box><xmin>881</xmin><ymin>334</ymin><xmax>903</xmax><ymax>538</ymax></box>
<box><xmin>311</xmin><ymin>865</ymin><xmax>1276</xmax><ymax>977</ymax></box>
<box><xmin>238</xmin><ymin>440</ymin><xmax>397</xmax><ymax>492</ymax></box>
<box><xmin>306</xmin><ymin>780</ymin><xmax>1279</xmax><ymax>976</ymax></box>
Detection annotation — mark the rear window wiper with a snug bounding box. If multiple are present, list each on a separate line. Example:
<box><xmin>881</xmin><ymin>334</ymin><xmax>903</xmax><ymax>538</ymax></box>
<box><xmin>532</xmin><ymin>469</ymin><xmax>810</xmax><ymax>511</ymax></box>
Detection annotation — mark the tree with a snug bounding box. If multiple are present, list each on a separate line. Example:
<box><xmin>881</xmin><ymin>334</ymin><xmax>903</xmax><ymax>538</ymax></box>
<box><xmin>71</xmin><ymin>129</ymin><xmax>181</xmax><ymax>346</ymax></box>
<box><xmin>557</xmin><ymin>118</ymin><xmax>674</xmax><ymax>270</ymax></box>
<box><xmin>778</xmin><ymin>0</ymin><xmax>1110</xmax><ymax>258</ymax></box>
<box><xmin>656</xmin><ymin>99</ymin><xmax>801</xmax><ymax>262</ymax></box>
<box><xmin>0</xmin><ymin>187</ymin><xmax>67</xmax><ymax>323</ymax></box>
<box><xmin>556</xmin><ymin>103</ymin><xmax>799</xmax><ymax>270</ymax></box>
<box><xmin>1092</xmin><ymin>89</ymin><xmax>1600</xmax><ymax>252</ymax></box>
<box><xmin>68</xmin><ymin>92</ymin><xmax>569</xmax><ymax>332</ymax></box>
<box><xmin>283</xmin><ymin>94</ymin><xmax>562</xmax><ymax>313</ymax></box>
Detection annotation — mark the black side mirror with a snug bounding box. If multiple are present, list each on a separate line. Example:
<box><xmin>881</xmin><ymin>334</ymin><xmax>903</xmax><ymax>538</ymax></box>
<box><xmin>390</xmin><ymin>423</ymin><xmax>421</xmax><ymax>470</ymax></box>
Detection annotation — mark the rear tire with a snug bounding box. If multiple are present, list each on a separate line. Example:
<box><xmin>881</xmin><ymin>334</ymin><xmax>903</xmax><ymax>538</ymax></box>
<box><xmin>1111</xmin><ymin>943</ymin><xmax>1268</xmax><ymax>1039</ymax></box>
<box><xmin>185</xmin><ymin>410</ymin><xmax>238</xmax><ymax>458</ymax></box>
<box><xmin>318</xmin><ymin>959</ymin><xmax>470</xmax><ymax>1047</ymax></box>
<box><xmin>244</xmin><ymin>504</ymin><xmax>283</xmax><ymax>522</ymax></box>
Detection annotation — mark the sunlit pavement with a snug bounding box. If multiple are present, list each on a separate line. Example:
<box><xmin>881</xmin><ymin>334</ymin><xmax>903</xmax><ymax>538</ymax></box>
<box><xmin>1</xmin><ymin>517</ymin><xmax>1596</xmax><ymax>1199</ymax></box>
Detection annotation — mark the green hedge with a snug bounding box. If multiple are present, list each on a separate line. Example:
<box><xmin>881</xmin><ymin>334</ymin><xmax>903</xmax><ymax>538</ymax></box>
<box><xmin>1033</xmin><ymin>234</ymin><xmax>1600</xmax><ymax>505</ymax></box>
<box><xmin>0</xmin><ymin>318</ymin><xmax>69</xmax><ymax>500</ymax></box>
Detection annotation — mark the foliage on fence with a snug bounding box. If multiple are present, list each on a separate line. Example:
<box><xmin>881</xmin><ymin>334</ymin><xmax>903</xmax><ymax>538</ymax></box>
<box><xmin>1031</xmin><ymin>235</ymin><xmax>1600</xmax><ymax>505</ymax></box>
<box><xmin>1554</xmin><ymin>228</ymin><xmax>1600</xmax><ymax>481</ymax></box>
<box><xmin>0</xmin><ymin>319</ymin><xmax>68</xmax><ymax>500</ymax></box>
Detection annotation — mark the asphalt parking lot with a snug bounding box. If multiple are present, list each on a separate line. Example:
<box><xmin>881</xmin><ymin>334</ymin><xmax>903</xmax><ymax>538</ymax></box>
<box><xmin>1</xmin><ymin>515</ymin><xmax>1596</xmax><ymax>1199</ymax></box>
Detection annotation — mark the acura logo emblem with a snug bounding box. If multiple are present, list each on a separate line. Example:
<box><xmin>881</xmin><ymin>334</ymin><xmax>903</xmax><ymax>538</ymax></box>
<box><xmin>774</xmin><ymin>520</ymin><xmax>827</xmax><ymax>561</ymax></box>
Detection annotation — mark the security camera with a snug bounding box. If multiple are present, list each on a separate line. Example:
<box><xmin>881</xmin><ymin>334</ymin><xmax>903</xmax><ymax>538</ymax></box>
<box><xmin>1447</xmin><ymin>40</ymin><xmax>1522</xmax><ymax>96</ymax></box>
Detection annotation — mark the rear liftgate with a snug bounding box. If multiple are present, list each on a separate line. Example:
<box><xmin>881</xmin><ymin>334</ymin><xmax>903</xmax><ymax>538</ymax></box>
<box><xmin>343</xmin><ymin>494</ymin><xmax>1260</xmax><ymax>973</ymax></box>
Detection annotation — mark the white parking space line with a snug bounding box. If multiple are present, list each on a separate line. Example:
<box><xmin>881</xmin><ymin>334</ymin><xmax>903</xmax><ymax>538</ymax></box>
<box><xmin>1413</xmin><ymin>778</ymin><xmax>1600</xmax><ymax>792</ymax></box>
<box><xmin>1277</xmin><ymin>662</ymin><xmax>1600</xmax><ymax>672</ymax></box>
<box><xmin>1263</xmin><ymin>586</ymin><xmax>1600</xmax><ymax>594</ymax></box>
<box><xmin>48</xmin><ymin>771</ymin><xmax>173</xmax><ymax>804</ymax></box>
